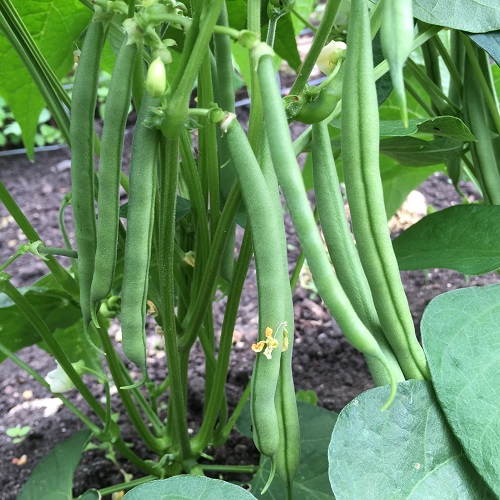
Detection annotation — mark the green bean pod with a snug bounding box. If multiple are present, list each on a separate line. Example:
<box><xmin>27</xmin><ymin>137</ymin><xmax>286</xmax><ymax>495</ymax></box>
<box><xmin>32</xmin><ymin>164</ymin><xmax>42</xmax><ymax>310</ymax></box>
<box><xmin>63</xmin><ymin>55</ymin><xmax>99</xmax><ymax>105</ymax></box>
<box><xmin>220</xmin><ymin>114</ymin><xmax>287</xmax><ymax>461</ymax></box>
<box><xmin>292</xmin><ymin>61</ymin><xmax>345</xmax><ymax>124</ymax></box>
<box><xmin>121</xmin><ymin>94</ymin><xmax>161</xmax><ymax>378</ymax></box>
<box><xmin>380</xmin><ymin>0</ymin><xmax>414</xmax><ymax>127</ymax></box>
<box><xmin>253</xmin><ymin>42</ymin><xmax>397</xmax><ymax>407</ymax></box>
<box><xmin>70</xmin><ymin>18</ymin><xmax>105</xmax><ymax>330</ymax></box>
<box><xmin>90</xmin><ymin>37</ymin><xmax>138</xmax><ymax>323</ymax></box>
<box><xmin>258</xmin><ymin>134</ymin><xmax>300</xmax><ymax>491</ymax></box>
<box><xmin>312</xmin><ymin>121</ymin><xmax>405</xmax><ymax>385</ymax></box>
<box><xmin>341</xmin><ymin>0</ymin><xmax>429</xmax><ymax>380</ymax></box>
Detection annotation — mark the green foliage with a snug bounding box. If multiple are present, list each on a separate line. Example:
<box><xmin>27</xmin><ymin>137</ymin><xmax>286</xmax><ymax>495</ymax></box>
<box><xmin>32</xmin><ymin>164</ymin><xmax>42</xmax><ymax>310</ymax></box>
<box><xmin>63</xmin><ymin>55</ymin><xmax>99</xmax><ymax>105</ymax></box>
<box><xmin>393</xmin><ymin>205</ymin><xmax>500</xmax><ymax>274</ymax></box>
<box><xmin>124</xmin><ymin>476</ymin><xmax>257</xmax><ymax>499</ymax></box>
<box><xmin>329</xmin><ymin>380</ymin><xmax>495</xmax><ymax>499</ymax></box>
<box><xmin>17</xmin><ymin>429</ymin><xmax>91</xmax><ymax>500</ymax></box>
<box><xmin>422</xmin><ymin>285</ymin><xmax>500</xmax><ymax>496</ymax></box>
<box><xmin>0</xmin><ymin>0</ymin><xmax>90</xmax><ymax>158</ymax></box>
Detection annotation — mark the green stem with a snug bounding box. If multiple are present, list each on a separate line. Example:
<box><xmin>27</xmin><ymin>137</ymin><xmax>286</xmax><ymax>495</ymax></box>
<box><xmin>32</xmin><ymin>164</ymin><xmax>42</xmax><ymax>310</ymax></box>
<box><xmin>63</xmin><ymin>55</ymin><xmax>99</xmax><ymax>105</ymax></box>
<box><xmin>289</xmin><ymin>0</ymin><xmax>341</xmax><ymax>95</ymax></box>
<box><xmin>163</xmin><ymin>0</ymin><xmax>225</xmax><ymax>138</ymax></box>
<box><xmin>405</xmin><ymin>58</ymin><xmax>459</xmax><ymax>116</ymax></box>
<box><xmin>58</xmin><ymin>195</ymin><xmax>78</xmax><ymax>275</ymax></box>
<box><xmin>38</xmin><ymin>246</ymin><xmax>78</xmax><ymax>259</ymax></box>
<box><xmin>292</xmin><ymin>8</ymin><xmax>316</xmax><ymax>32</ymax></box>
<box><xmin>157</xmin><ymin>136</ymin><xmax>193</xmax><ymax>461</ymax></box>
<box><xmin>98</xmin><ymin>475</ymin><xmax>156</xmax><ymax>496</ymax></box>
<box><xmin>179</xmin><ymin>182</ymin><xmax>242</xmax><ymax>351</ymax></box>
<box><xmin>95</xmin><ymin>316</ymin><xmax>167</xmax><ymax>453</ymax></box>
<box><xmin>266</xmin><ymin>14</ymin><xmax>282</xmax><ymax>47</ymax></box>
<box><xmin>430</xmin><ymin>34</ymin><xmax>463</xmax><ymax>97</ymax></box>
<box><xmin>200</xmin><ymin>464</ymin><xmax>259</xmax><ymax>473</ymax></box>
<box><xmin>216</xmin><ymin>381</ymin><xmax>251</xmax><ymax>444</ymax></box>
<box><xmin>405</xmin><ymin>79</ymin><xmax>434</xmax><ymax>117</ymax></box>
<box><xmin>192</xmin><ymin>229</ymin><xmax>253</xmax><ymax>453</ymax></box>
<box><xmin>461</xmin><ymin>34</ymin><xmax>500</xmax><ymax>139</ymax></box>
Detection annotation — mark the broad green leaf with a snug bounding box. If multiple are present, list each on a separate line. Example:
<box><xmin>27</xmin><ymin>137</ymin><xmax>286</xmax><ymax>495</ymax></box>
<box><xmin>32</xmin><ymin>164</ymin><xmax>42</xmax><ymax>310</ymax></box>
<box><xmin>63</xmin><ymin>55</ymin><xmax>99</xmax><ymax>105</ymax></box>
<box><xmin>237</xmin><ymin>402</ymin><xmax>338</xmax><ymax>499</ymax></box>
<box><xmin>17</xmin><ymin>429</ymin><xmax>91</xmax><ymax>500</ymax></box>
<box><xmin>329</xmin><ymin>380</ymin><xmax>494</xmax><ymax>499</ymax></box>
<box><xmin>413</xmin><ymin>1</ymin><xmax>500</xmax><ymax>33</ymax></box>
<box><xmin>380</xmin><ymin>156</ymin><xmax>442</xmax><ymax>218</ymax></box>
<box><xmin>124</xmin><ymin>476</ymin><xmax>256</xmax><ymax>499</ymax></box>
<box><xmin>0</xmin><ymin>287</ymin><xmax>82</xmax><ymax>363</ymax></box>
<box><xmin>380</xmin><ymin>136</ymin><xmax>463</xmax><ymax>167</ymax></box>
<box><xmin>0</xmin><ymin>0</ymin><xmax>90</xmax><ymax>157</ymax></box>
<box><xmin>393</xmin><ymin>205</ymin><xmax>500</xmax><ymax>275</ymax></box>
<box><xmin>467</xmin><ymin>31</ymin><xmax>500</xmax><ymax>67</ymax></box>
<box><xmin>330</xmin><ymin>116</ymin><xmax>474</xmax><ymax>141</ymax></box>
<box><xmin>422</xmin><ymin>285</ymin><xmax>500</xmax><ymax>496</ymax></box>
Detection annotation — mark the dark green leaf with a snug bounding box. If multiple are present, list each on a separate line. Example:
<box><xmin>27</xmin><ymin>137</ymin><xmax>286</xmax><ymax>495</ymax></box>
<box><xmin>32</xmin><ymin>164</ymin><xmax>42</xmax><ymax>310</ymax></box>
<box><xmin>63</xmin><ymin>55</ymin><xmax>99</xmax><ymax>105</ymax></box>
<box><xmin>124</xmin><ymin>476</ymin><xmax>256</xmax><ymax>499</ymax></box>
<box><xmin>422</xmin><ymin>284</ymin><xmax>500</xmax><ymax>497</ymax></box>
<box><xmin>0</xmin><ymin>0</ymin><xmax>90</xmax><ymax>157</ymax></box>
<box><xmin>17</xmin><ymin>429</ymin><xmax>91</xmax><ymax>500</ymax></box>
<box><xmin>393</xmin><ymin>205</ymin><xmax>500</xmax><ymax>274</ymax></box>
<box><xmin>0</xmin><ymin>287</ymin><xmax>82</xmax><ymax>363</ymax></box>
<box><xmin>413</xmin><ymin>1</ymin><xmax>500</xmax><ymax>32</ymax></box>
<box><xmin>239</xmin><ymin>402</ymin><xmax>337</xmax><ymax>499</ymax></box>
<box><xmin>76</xmin><ymin>490</ymin><xmax>100</xmax><ymax>500</ymax></box>
<box><xmin>380</xmin><ymin>136</ymin><xmax>463</xmax><ymax>167</ymax></box>
<box><xmin>329</xmin><ymin>380</ymin><xmax>494</xmax><ymax>499</ymax></box>
<box><xmin>468</xmin><ymin>31</ymin><xmax>500</xmax><ymax>67</ymax></box>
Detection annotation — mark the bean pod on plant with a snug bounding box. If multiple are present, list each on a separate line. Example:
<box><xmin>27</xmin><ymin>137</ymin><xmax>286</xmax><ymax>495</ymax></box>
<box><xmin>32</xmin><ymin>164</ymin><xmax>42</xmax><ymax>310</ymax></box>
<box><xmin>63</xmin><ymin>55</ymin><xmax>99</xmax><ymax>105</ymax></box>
<box><xmin>90</xmin><ymin>35</ymin><xmax>138</xmax><ymax>324</ymax></box>
<box><xmin>380</xmin><ymin>0</ymin><xmax>414</xmax><ymax>127</ymax></box>
<box><xmin>342</xmin><ymin>0</ymin><xmax>429</xmax><ymax>380</ymax></box>
<box><xmin>120</xmin><ymin>94</ymin><xmax>161</xmax><ymax>380</ymax></box>
<box><xmin>70</xmin><ymin>16</ymin><xmax>106</xmax><ymax>334</ymax></box>
<box><xmin>219</xmin><ymin>113</ymin><xmax>291</xmax><ymax>487</ymax></box>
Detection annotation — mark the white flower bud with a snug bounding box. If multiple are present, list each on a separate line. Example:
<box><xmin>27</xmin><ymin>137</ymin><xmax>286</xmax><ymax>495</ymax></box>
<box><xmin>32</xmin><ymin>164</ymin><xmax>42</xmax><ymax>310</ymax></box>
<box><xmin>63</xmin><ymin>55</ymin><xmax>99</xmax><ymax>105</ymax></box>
<box><xmin>317</xmin><ymin>40</ymin><xmax>347</xmax><ymax>76</ymax></box>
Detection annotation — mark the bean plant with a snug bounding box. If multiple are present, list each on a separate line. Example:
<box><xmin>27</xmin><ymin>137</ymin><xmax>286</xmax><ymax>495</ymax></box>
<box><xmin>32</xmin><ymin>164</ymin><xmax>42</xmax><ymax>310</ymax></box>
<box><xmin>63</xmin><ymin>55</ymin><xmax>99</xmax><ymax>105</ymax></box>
<box><xmin>1</xmin><ymin>0</ymin><xmax>500</xmax><ymax>498</ymax></box>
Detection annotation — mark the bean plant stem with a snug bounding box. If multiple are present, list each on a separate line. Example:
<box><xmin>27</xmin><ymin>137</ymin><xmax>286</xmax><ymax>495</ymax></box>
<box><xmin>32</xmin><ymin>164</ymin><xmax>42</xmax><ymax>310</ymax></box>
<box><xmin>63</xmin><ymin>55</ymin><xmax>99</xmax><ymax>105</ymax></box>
<box><xmin>289</xmin><ymin>0</ymin><xmax>341</xmax><ymax>96</ymax></box>
<box><xmin>157</xmin><ymin>136</ymin><xmax>193</xmax><ymax>464</ymax></box>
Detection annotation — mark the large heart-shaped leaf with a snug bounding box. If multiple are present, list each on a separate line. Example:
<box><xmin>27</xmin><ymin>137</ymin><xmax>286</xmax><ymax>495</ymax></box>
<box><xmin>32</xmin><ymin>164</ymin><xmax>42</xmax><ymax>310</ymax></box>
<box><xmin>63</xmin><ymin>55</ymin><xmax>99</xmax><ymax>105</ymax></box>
<box><xmin>329</xmin><ymin>380</ymin><xmax>494</xmax><ymax>499</ymax></box>
<box><xmin>422</xmin><ymin>284</ymin><xmax>500</xmax><ymax>496</ymax></box>
<box><xmin>124</xmin><ymin>476</ymin><xmax>256</xmax><ymax>499</ymax></box>
<box><xmin>17</xmin><ymin>429</ymin><xmax>91</xmax><ymax>500</ymax></box>
<box><xmin>413</xmin><ymin>1</ymin><xmax>500</xmax><ymax>33</ymax></box>
<box><xmin>0</xmin><ymin>0</ymin><xmax>90</xmax><ymax>157</ymax></box>
<box><xmin>393</xmin><ymin>205</ymin><xmax>500</xmax><ymax>275</ymax></box>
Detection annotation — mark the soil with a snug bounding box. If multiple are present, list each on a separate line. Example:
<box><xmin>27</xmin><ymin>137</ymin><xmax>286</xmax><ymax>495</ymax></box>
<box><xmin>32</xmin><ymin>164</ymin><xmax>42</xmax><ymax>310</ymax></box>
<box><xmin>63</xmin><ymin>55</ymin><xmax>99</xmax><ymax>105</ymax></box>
<box><xmin>0</xmin><ymin>125</ymin><xmax>499</xmax><ymax>500</ymax></box>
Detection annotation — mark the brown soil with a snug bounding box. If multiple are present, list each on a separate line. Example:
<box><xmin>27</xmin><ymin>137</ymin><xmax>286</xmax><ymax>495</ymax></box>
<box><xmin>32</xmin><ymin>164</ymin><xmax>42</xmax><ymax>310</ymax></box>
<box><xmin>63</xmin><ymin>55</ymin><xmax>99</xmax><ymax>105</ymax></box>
<box><xmin>0</xmin><ymin>129</ymin><xmax>498</xmax><ymax>500</ymax></box>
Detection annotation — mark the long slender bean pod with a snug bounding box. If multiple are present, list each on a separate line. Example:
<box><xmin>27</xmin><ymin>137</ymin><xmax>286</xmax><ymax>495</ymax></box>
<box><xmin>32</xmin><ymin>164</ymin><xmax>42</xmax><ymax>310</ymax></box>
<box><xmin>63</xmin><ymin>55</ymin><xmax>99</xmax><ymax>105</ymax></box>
<box><xmin>312</xmin><ymin>121</ymin><xmax>405</xmax><ymax>385</ymax></box>
<box><xmin>70</xmin><ymin>16</ymin><xmax>106</xmax><ymax>331</ymax></box>
<box><xmin>90</xmin><ymin>37</ymin><xmax>138</xmax><ymax>323</ymax></box>
<box><xmin>252</xmin><ymin>42</ymin><xmax>398</xmax><ymax>405</ymax></box>
<box><xmin>380</xmin><ymin>0</ymin><xmax>414</xmax><ymax>127</ymax></box>
<box><xmin>121</xmin><ymin>95</ymin><xmax>161</xmax><ymax>379</ymax></box>
<box><xmin>219</xmin><ymin>114</ymin><xmax>288</xmax><ymax>465</ymax></box>
<box><xmin>258</xmin><ymin>133</ymin><xmax>300</xmax><ymax>493</ymax></box>
<box><xmin>341</xmin><ymin>0</ymin><xmax>429</xmax><ymax>380</ymax></box>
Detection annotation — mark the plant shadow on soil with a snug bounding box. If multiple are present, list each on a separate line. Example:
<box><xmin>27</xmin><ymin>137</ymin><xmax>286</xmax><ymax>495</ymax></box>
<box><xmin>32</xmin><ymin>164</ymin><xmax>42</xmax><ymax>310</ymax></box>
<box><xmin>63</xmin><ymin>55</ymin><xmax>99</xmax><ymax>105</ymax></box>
<box><xmin>0</xmin><ymin>124</ymin><xmax>498</xmax><ymax>500</ymax></box>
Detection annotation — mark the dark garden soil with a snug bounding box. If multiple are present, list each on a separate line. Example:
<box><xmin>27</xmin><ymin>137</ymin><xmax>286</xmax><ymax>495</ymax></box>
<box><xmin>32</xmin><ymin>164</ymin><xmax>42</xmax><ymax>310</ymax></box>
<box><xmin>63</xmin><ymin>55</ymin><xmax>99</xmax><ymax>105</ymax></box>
<box><xmin>0</xmin><ymin>124</ymin><xmax>499</xmax><ymax>499</ymax></box>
